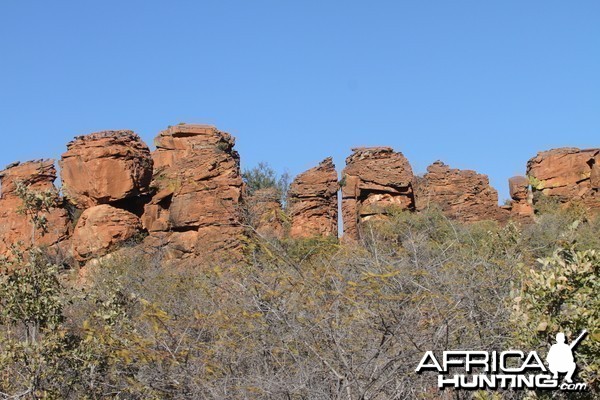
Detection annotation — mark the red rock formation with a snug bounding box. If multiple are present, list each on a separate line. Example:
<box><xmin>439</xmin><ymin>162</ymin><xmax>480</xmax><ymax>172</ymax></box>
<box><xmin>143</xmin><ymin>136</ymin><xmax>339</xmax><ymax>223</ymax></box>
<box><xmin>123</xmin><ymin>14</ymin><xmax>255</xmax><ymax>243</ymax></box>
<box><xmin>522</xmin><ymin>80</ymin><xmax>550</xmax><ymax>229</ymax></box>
<box><xmin>3</xmin><ymin>124</ymin><xmax>598</xmax><ymax>266</ymax></box>
<box><xmin>341</xmin><ymin>148</ymin><xmax>414</xmax><ymax>240</ymax></box>
<box><xmin>288</xmin><ymin>158</ymin><xmax>338</xmax><ymax>238</ymax></box>
<box><xmin>590</xmin><ymin>152</ymin><xmax>600</xmax><ymax>190</ymax></box>
<box><xmin>0</xmin><ymin>160</ymin><xmax>70</xmax><ymax>258</ymax></box>
<box><xmin>246</xmin><ymin>187</ymin><xmax>285</xmax><ymax>239</ymax></box>
<box><xmin>527</xmin><ymin>148</ymin><xmax>600</xmax><ymax>211</ymax></box>
<box><xmin>142</xmin><ymin>124</ymin><xmax>245</xmax><ymax>260</ymax></box>
<box><xmin>415</xmin><ymin>161</ymin><xmax>501</xmax><ymax>222</ymax></box>
<box><xmin>71</xmin><ymin>204</ymin><xmax>142</xmax><ymax>261</ymax></box>
<box><xmin>60</xmin><ymin>130</ymin><xmax>153</xmax><ymax>209</ymax></box>
<box><xmin>507</xmin><ymin>176</ymin><xmax>534</xmax><ymax>222</ymax></box>
<box><xmin>140</xmin><ymin>188</ymin><xmax>172</xmax><ymax>233</ymax></box>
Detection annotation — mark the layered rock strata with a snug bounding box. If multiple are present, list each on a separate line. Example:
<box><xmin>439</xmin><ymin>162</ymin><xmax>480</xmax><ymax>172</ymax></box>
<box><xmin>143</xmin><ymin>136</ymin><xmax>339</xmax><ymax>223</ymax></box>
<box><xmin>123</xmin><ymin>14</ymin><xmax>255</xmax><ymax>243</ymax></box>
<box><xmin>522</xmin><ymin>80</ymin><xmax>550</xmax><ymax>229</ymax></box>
<box><xmin>527</xmin><ymin>147</ymin><xmax>600</xmax><ymax>211</ymax></box>
<box><xmin>142</xmin><ymin>124</ymin><xmax>245</xmax><ymax>261</ymax></box>
<box><xmin>1</xmin><ymin>125</ymin><xmax>597</xmax><ymax>265</ymax></box>
<box><xmin>415</xmin><ymin>161</ymin><xmax>502</xmax><ymax>222</ymax></box>
<box><xmin>288</xmin><ymin>158</ymin><xmax>338</xmax><ymax>238</ymax></box>
<box><xmin>341</xmin><ymin>147</ymin><xmax>415</xmax><ymax>240</ymax></box>
<box><xmin>60</xmin><ymin>130</ymin><xmax>153</xmax><ymax>209</ymax></box>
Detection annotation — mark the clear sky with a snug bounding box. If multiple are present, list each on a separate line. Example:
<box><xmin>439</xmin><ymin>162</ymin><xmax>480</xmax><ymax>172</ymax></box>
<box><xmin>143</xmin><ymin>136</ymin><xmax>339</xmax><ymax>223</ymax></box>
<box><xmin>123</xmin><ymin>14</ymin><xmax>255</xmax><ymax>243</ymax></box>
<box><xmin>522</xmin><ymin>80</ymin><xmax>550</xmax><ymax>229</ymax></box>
<box><xmin>1</xmin><ymin>1</ymin><xmax>598</xmax><ymax>202</ymax></box>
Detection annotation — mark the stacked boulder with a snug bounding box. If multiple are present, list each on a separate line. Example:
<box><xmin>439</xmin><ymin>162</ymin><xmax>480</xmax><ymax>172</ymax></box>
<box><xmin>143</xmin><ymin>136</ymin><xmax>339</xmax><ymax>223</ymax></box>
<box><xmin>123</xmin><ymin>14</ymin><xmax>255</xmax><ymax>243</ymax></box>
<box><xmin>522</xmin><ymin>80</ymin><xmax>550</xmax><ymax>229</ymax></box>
<box><xmin>0</xmin><ymin>160</ymin><xmax>70</xmax><ymax>259</ymax></box>
<box><xmin>341</xmin><ymin>147</ymin><xmax>415</xmax><ymax>240</ymax></box>
<box><xmin>60</xmin><ymin>131</ymin><xmax>153</xmax><ymax>262</ymax></box>
<box><xmin>506</xmin><ymin>176</ymin><xmax>534</xmax><ymax>222</ymax></box>
<box><xmin>142</xmin><ymin>124</ymin><xmax>245</xmax><ymax>261</ymax></box>
<box><xmin>527</xmin><ymin>147</ymin><xmax>599</xmax><ymax>211</ymax></box>
<box><xmin>288</xmin><ymin>158</ymin><xmax>338</xmax><ymax>238</ymax></box>
<box><xmin>415</xmin><ymin>161</ymin><xmax>503</xmax><ymax>222</ymax></box>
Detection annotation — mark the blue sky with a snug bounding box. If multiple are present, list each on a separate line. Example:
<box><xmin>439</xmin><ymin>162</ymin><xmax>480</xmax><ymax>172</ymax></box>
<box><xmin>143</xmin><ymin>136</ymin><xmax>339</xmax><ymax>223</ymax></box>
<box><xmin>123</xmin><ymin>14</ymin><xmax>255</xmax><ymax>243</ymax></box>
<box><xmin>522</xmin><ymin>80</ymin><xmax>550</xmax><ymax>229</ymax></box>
<box><xmin>1</xmin><ymin>1</ymin><xmax>598</xmax><ymax>202</ymax></box>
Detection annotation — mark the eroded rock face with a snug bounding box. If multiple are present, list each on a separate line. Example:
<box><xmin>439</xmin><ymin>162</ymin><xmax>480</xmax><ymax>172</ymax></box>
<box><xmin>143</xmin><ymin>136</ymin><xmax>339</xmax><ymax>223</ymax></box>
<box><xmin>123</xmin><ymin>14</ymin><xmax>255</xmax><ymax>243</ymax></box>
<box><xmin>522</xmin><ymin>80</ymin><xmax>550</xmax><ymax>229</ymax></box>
<box><xmin>0</xmin><ymin>159</ymin><xmax>57</xmax><ymax>195</ymax></box>
<box><xmin>288</xmin><ymin>158</ymin><xmax>338</xmax><ymax>238</ymax></box>
<box><xmin>60</xmin><ymin>130</ymin><xmax>153</xmax><ymax>209</ymax></box>
<box><xmin>507</xmin><ymin>176</ymin><xmax>534</xmax><ymax>222</ymax></box>
<box><xmin>0</xmin><ymin>160</ymin><xmax>70</xmax><ymax>258</ymax></box>
<box><xmin>71</xmin><ymin>204</ymin><xmax>142</xmax><ymax>261</ymax></box>
<box><xmin>341</xmin><ymin>148</ymin><xmax>414</xmax><ymax>240</ymax></box>
<box><xmin>527</xmin><ymin>148</ymin><xmax>600</xmax><ymax>210</ymax></box>
<box><xmin>509</xmin><ymin>176</ymin><xmax>529</xmax><ymax>201</ymax></box>
<box><xmin>415</xmin><ymin>161</ymin><xmax>501</xmax><ymax>222</ymax></box>
<box><xmin>143</xmin><ymin>124</ymin><xmax>245</xmax><ymax>260</ymax></box>
<box><xmin>246</xmin><ymin>187</ymin><xmax>285</xmax><ymax>239</ymax></box>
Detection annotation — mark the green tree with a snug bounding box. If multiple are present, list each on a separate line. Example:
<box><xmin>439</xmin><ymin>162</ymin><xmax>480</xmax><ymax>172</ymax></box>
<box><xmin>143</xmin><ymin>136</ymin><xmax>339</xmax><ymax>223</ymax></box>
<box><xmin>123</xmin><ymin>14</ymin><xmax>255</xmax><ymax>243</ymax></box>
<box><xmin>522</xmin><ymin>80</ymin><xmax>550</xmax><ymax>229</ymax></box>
<box><xmin>242</xmin><ymin>162</ymin><xmax>290</xmax><ymax>203</ymax></box>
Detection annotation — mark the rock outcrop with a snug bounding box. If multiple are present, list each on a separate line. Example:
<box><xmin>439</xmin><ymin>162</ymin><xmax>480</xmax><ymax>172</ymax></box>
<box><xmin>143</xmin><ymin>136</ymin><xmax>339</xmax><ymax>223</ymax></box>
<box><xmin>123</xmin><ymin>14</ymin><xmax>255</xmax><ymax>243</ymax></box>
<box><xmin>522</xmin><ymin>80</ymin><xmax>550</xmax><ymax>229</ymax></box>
<box><xmin>527</xmin><ymin>147</ymin><xmax>600</xmax><ymax>210</ymax></box>
<box><xmin>415</xmin><ymin>161</ymin><xmax>502</xmax><ymax>222</ymax></box>
<box><xmin>507</xmin><ymin>176</ymin><xmax>534</xmax><ymax>222</ymax></box>
<box><xmin>142</xmin><ymin>124</ymin><xmax>245</xmax><ymax>261</ymax></box>
<box><xmin>288</xmin><ymin>158</ymin><xmax>338</xmax><ymax>238</ymax></box>
<box><xmin>341</xmin><ymin>148</ymin><xmax>415</xmax><ymax>240</ymax></box>
<box><xmin>60</xmin><ymin>130</ymin><xmax>153</xmax><ymax>209</ymax></box>
<box><xmin>2</xmin><ymin>122</ymin><xmax>597</xmax><ymax>267</ymax></box>
<box><xmin>71</xmin><ymin>205</ymin><xmax>142</xmax><ymax>261</ymax></box>
<box><xmin>245</xmin><ymin>187</ymin><xmax>285</xmax><ymax>239</ymax></box>
<box><xmin>0</xmin><ymin>160</ymin><xmax>70</xmax><ymax>259</ymax></box>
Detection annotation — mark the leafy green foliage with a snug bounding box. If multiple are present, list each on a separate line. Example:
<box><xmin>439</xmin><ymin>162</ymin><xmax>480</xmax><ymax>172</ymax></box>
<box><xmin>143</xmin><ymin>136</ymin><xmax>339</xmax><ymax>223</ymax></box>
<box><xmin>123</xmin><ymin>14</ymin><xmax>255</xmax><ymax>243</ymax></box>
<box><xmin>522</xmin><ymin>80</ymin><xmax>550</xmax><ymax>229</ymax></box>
<box><xmin>15</xmin><ymin>181</ymin><xmax>57</xmax><ymax>244</ymax></box>
<box><xmin>242</xmin><ymin>162</ymin><xmax>290</xmax><ymax>203</ymax></box>
<box><xmin>0</xmin><ymin>249</ymin><xmax>63</xmax><ymax>335</ymax></box>
<box><xmin>513</xmin><ymin>247</ymin><xmax>600</xmax><ymax>393</ymax></box>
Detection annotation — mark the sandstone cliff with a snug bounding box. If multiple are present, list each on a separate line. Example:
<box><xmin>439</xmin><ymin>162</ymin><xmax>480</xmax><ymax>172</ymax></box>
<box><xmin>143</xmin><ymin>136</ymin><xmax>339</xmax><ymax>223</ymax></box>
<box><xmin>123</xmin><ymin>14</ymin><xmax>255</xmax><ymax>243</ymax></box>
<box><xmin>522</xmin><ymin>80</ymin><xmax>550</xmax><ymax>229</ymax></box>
<box><xmin>415</xmin><ymin>161</ymin><xmax>503</xmax><ymax>222</ymax></box>
<box><xmin>527</xmin><ymin>147</ymin><xmax>599</xmax><ymax>211</ymax></box>
<box><xmin>142</xmin><ymin>124</ymin><xmax>245</xmax><ymax>262</ymax></box>
<box><xmin>288</xmin><ymin>158</ymin><xmax>338</xmax><ymax>238</ymax></box>
<box><xmin>341</xmin><ymin>147</ymin><xmax>415</xmax><ymax>240</ymax></box>
<box><xmin>0</xmin><ymin>125</ymin><xmax>597</xmax><ymax>265</ymax></box>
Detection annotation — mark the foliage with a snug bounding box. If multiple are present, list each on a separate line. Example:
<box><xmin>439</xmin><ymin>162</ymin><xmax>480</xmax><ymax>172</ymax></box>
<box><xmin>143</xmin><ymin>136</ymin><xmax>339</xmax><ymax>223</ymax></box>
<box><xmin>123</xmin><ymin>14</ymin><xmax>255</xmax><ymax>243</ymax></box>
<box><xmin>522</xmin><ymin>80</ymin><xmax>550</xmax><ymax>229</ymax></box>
<box><xmin>0</xmin><ymin>249</ymin><xmax>63</xmax><ymax>341</ymax></box>
<box><xmin>15</xmin><ymin>181</ymin><xmax>57</xmax><ymax>244</ymax></box>
<box><xmin>242</xmin><ymin>162</ymin><xmax>290</xmax><ymax>203</ymax></box>
<box><xmin>0</xmin><ymin>182</ymin><xmax>599</xmax><ymax>399</ymax></box>
<box><xmin>513</xmin><ymin>246</ymin><xmax>600</xmax><ymax>395</ymax></box>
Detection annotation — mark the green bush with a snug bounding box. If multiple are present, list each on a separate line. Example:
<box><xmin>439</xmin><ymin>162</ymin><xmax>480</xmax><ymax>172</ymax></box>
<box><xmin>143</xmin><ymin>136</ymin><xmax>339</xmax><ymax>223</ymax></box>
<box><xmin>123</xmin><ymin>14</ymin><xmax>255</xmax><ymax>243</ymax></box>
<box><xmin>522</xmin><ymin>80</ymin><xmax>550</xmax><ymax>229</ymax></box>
<box><xmin>513</xmin><ymin>246</ymin><xmax>599</xmax><ymax>396</ymax></box>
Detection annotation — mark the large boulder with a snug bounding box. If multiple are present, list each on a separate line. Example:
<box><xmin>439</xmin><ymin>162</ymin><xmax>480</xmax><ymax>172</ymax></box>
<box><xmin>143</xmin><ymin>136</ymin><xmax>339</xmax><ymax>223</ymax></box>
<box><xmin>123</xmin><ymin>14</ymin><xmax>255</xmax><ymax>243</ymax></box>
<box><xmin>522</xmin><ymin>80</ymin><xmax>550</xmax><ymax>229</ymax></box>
<box><xmin>341</xmin><ymin>147</ymin><xmax>415</xmax><ymax>240</ymax></box>
<box><xmin>71</xmin><ymin>204</ymin><xmax>142</xmax><ymax>262</ymax></box>
<box><xmin>60</xmin><ymin>130</ymin><xmax>153</xmax><ymax>209</ymax></box>
<box><xmin>0</xmin><ymin>160</ymin><xmax>70</xmax><ymax>258</ymax></box>
<box><xmin>142</xmin><ymin>124</ymin><xmax>245</xmax><ymax>261</ymax></box>
<box><xmin>287</xmin><ymin>158</ymin><xmax>338</xmax><ymax>238</ymax></box>
<box><xmin>527</xmin><ymin>147</ymin><xmax>600</xmax><ymax>211</ymax></box>
<box><xmin>415</xmin><ymin>161</ymin><xmax>502</xmax><ymax>222</ymax></box>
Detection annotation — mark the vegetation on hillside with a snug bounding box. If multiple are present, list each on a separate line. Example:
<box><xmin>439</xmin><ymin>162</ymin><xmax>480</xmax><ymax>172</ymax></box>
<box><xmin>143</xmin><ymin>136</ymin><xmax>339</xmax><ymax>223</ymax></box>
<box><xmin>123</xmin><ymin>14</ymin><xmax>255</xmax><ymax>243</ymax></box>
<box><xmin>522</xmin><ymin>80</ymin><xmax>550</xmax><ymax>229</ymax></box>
<box><xmin>0</xmin><ymin>183</ymin><xmax>598</xmax><ymax>399</ymax></box>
